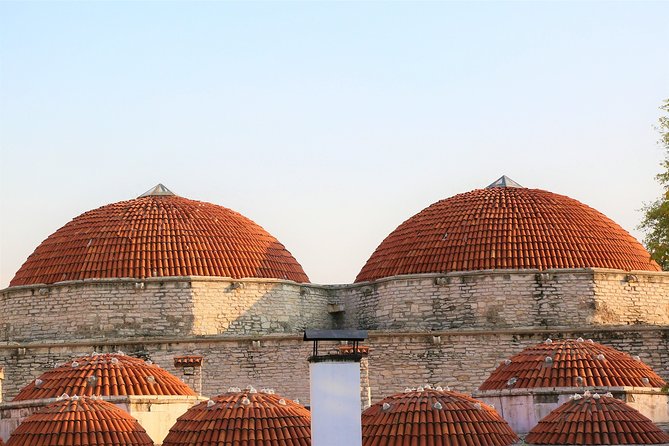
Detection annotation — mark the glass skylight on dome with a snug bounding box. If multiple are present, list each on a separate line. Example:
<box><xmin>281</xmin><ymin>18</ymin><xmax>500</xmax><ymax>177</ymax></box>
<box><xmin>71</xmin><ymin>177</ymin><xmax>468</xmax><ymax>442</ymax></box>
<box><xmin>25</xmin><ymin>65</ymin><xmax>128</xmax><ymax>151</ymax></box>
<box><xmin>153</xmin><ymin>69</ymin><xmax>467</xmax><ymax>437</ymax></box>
<box><xmin>138</xmin><ymin>183</ymin><xmax>176</xmax><ymax>197</ymax></box>
<box><xmin>486</xmin><ymin>175</ymin><xmax>524</xmax><ymax>188</ymax></box>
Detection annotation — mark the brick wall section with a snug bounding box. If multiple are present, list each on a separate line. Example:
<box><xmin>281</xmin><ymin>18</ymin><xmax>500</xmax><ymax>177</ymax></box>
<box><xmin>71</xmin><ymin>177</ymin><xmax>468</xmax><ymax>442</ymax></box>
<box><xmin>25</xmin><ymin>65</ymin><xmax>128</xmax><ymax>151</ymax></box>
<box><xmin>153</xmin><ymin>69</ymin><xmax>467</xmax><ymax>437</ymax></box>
<box><xmin>591</xmin><ymin>271</ymin><xmax>669</xmax><ymax>325</ymax></box>
<box><xmin>189</xmin><ymin>280</ymin><xmax>333</xmax><ymax>335</ymax></box>
<box><xmin>0</xmin><ymin>277</ymin><xmax>333</xmax><ymax>342</ymax></box>
<box><xmin>0</xmin><ymin>328</ymin><xmax>667</xmax><ymax>405</ymax></box>
<box><xmin>1</xmin><ymin>269</ymin><xmax>669</xmax><ymax>406</ymax></box>
<box><xmin>338</xmin><ymin>269</ymin><xmax>669</xmax><ymax>330</ymax></box>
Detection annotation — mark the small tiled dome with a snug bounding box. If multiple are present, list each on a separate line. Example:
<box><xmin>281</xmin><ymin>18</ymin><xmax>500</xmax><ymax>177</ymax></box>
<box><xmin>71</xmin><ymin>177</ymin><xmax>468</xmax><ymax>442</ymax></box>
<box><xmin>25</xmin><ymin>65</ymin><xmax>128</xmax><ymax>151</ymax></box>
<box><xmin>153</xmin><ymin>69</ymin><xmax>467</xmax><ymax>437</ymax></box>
<box><xmin>356</xmin><ymin>178</ymin><xmax>659</xmax><ymax>282</ymax></box>
<box><xmin>479</xmin><ymin>339</ymin><xmax>667</xmax><ymax>391</ymax></box>
<box><xmin>162</xmin><ymin>388</ymin><xmax>311</xmax><ymax>446</ymax></box>
<box><xmin>525</xmin><ymin>393</ymin><xmax>669</xmax><ymax>445</ymax></box>
<box><xmin>10</xmin><ymin>185</ymin><xmax>309</xmax><ymax>286</ymax></box>
<box><xmin>13</xmin><ymin>353</ymin><xmax>196</xmax><ymax>401</ymax></box>
<box><xmin>362</xmin><ymin>387</ymin><xmax>518</xmax><ymax>446</ymax></box>
<box><xmin>6</xmin><ymin>396</ymin><xmax>154</xmax><ymax>446</ymax></box>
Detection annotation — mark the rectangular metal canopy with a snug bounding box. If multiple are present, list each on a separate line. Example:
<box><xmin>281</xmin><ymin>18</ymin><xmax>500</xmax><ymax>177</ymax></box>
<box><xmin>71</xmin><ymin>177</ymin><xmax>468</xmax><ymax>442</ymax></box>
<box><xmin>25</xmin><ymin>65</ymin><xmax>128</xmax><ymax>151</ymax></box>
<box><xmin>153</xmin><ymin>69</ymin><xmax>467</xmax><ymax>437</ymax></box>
<box><xmin>303</xmin><ymin>329</ymin><xmax>368</xmax><ymax>342</ymax></box>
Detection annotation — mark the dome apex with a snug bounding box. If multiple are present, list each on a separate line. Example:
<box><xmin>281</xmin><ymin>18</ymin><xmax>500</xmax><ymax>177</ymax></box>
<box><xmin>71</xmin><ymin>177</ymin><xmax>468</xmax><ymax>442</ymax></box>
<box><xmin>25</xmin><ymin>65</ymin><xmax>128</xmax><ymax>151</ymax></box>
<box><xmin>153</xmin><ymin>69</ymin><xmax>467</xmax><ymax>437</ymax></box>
<box><xmin>138</xmin><ymin>183</ymin><xmax>176</xmax><ymax>197</ymax></box>
<box><xmin>486</xmin><ymin>175</ymin><xmax>524</xmax><ymax>188</ymax></box>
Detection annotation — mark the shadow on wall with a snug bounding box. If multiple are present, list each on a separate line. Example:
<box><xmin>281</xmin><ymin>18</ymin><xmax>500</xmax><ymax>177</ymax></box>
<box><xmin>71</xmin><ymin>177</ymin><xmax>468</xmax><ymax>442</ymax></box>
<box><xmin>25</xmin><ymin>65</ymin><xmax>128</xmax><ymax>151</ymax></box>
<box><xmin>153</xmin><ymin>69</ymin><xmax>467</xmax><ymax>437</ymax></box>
<box><xmin>187</xmin><ymin>240</ymin><xmax>334</xmax><ymax>336</ymax></box>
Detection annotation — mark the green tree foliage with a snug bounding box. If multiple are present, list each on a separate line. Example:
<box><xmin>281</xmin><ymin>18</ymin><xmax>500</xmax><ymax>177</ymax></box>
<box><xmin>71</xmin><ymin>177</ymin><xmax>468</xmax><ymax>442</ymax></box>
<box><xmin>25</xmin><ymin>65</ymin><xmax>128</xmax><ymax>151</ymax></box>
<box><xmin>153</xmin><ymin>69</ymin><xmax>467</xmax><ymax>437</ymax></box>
<box><xmin>640</xmin><ymin>99</ymin><xmax>669</xmax><ymax>270</ymax></box>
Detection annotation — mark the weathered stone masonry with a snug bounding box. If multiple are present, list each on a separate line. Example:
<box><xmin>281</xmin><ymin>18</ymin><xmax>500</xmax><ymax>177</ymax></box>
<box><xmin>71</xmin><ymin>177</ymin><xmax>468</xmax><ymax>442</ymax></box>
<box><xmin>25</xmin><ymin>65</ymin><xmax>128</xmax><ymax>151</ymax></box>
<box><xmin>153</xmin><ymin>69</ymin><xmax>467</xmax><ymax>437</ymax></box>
<box><xmin>1</xmin><ymin>277</ymin><xmax>333</xmax><ymax>342</ymax></box>
<box><xmin>1</xmin><ymin>268</ymin><xmax>668</xmax><ymax>403</ymax></box>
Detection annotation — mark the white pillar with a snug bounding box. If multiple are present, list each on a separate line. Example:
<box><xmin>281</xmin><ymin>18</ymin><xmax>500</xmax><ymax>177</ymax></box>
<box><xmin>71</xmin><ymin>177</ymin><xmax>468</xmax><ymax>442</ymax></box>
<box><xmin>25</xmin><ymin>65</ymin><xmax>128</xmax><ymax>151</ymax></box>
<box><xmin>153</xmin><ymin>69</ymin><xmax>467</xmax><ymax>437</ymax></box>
<box><xmin>309</xmin><ymin>359</ymin><xmax>362</xmax><ymax>446</ymax></box>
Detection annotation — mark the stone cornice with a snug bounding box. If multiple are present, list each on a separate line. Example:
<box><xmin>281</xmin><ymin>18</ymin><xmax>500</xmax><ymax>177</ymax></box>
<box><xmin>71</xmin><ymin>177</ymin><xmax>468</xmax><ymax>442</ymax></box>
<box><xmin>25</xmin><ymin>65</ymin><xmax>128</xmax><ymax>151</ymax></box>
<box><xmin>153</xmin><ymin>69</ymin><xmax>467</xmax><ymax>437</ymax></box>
<box><xmin>3</xmin><ymin>268</ymin><xmax>668</xmax><ymax>294</ymax></box>
<box><xmin>1</xmin><ymin>325</ymin><xmax>667</xmax><ymax>350</ymax></box>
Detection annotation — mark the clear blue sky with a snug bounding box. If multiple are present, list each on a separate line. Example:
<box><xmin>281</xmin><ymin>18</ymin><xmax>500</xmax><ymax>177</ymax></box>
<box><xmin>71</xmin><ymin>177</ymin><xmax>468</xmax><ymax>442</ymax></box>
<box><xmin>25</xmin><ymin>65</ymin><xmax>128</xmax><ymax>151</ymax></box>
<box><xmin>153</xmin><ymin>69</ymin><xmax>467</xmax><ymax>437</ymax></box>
<box><xmin>1</xmin><ymin>1</ymin><xmax>668</xmax><ymax>288</ymax></box>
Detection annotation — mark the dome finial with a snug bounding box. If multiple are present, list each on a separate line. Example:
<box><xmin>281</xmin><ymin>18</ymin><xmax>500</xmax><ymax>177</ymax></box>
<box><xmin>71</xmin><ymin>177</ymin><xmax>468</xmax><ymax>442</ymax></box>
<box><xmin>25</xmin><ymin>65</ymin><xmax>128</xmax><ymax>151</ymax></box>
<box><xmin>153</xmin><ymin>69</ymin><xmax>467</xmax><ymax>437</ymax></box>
<box><xmin>486</xmin><ymin>175</ymin><xmax>523</xmax><ymax>189</ymax></box>
<box><xmin>138</xmin><ymin>183</ymin><xmax>176</xmax><ymax>198</ymax></box>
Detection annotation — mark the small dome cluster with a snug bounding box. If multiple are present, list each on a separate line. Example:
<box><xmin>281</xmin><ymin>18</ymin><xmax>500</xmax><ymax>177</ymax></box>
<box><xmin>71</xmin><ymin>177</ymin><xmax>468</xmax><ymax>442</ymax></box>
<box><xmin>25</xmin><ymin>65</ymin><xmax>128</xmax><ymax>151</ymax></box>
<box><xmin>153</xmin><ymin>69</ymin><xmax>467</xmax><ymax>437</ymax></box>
<box><xmin>479</xmin><ymin>338</ymin><xmax>667</xmax><ymax>391</ymax></box>
<box><xmin>5</xmin><ymin>355</ymin><xmax>316</xmax><ymax>446</ymax></box>
<box><xmin>526</xmin><ymin>392</ymin><xmax>669</xmax><ymax>445</ymax></box>
<box><xmin>5</xmin><ymin>396</ymin><xmax>154</xmax><ymax>446</ymax></box>
<box><xmin>356</xmin><ymin>181</ymin><xmax>659</xmax><ymax>282</ymax></box>
<box><xmin>10</xmin><ymin>185</ymin><xmax>309</xmax><ymax>286</ymax></box>
<box><xmin>13</xmin><ymin>353</ymin><xmax>196</xmax><ymax>401</ymax></box>
<box><xmin>362</xmin><ymin>386</ymin><xmax>518</xmax><ymax>446</ymax></box>
<box><xmin>162</xmin><ymin>387</ymin><xmax>311</xmax><ymax>446</ymax></box>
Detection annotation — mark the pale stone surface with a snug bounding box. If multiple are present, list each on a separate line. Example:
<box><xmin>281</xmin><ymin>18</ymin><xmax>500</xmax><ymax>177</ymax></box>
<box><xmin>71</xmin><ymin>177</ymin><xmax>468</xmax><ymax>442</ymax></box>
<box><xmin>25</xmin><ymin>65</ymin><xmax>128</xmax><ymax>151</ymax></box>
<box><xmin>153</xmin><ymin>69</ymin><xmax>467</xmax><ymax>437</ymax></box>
<box><xmin>0</xmin><ymin>328</ymin><xmax>667</xmax><ymax>408</ymax></box>
<box><xmin>1</xmin><ymin>268</ymin><xmax>668</xmax><ymax>433</ymax></box>
<box><xmin>339</xmin><ymin>269</ymin><xmax>669</xmax><ymax>330</ymax></box>
<box><xmin>0</xmin><ymin>277</ymin><xmax>332</xmax><ymax>342</ymax></box>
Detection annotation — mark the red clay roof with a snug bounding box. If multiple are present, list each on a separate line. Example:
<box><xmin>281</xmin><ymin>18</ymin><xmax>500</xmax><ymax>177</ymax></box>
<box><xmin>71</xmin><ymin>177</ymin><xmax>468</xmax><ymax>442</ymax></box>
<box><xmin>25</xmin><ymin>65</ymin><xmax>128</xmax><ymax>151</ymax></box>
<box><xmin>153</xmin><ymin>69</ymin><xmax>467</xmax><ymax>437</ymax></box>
<box><xmin>10</xmin><ymin>193</ymin><xmax>309</xmax><ymax>286</ymax></box>
<box><xmin>13</xmin><ymin>353</ymin><xmax>196</xmax><ymax>401</ymax></box>
<box><xmin>356</xmin><ymin>186</ymin><xmax>659</xmax><ymax>282</ymax></box>
<box><xmin>173</xmin><ymin>355</ymin><xmax>204</xmax><ymax>367</ymax></box>
<box><xmin>6</xmin><ymin>396</ymin><xmax>154</xmax><ymax>446</ymax></box>
<box><xmin>478</xmin><ymin>339</ymin><xmax>667</xmax><ymax>391</ymax></box>
<box><xmin>362</xmin><ymin>387</ymin><xmax>519</xmax><ymax>446</ymax></box>
<box><xmin>525</xmin><ymin>393</ymin><xmax>669</xmax><ymax>445</ymax></box>
<box><xmin>162</xmin><ymin>388</ymin><xmax>311</xmax><ymax>446</ymax></box>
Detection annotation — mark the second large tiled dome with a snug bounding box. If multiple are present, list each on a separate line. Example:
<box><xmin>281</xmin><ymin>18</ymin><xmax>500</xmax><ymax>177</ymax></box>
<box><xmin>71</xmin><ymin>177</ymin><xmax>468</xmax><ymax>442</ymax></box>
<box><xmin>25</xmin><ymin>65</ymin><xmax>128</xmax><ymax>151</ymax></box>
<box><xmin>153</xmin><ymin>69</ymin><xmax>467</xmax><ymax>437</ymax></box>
<box><xmin>356</xmin><ymin>177</ymin><xmax>659</xmax><ymax>282</ymax></box>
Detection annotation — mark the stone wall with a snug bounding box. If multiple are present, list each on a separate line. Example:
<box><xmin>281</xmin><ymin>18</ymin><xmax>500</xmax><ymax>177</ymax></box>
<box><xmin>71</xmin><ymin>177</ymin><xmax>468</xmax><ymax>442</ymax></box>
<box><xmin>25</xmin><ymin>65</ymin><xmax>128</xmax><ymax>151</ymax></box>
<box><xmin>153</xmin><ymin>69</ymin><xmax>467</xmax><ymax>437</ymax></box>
<box><xmin>1</xmin><ymin>269</ymin><xmax>669</xmax><ymax>411</ymax></box>
<box><xmin>0</xmin><ymin>336</ymin><xmax>317</xmax><ymax>402</ymax></box>
<box><xmin>592</xmin><ymin>270</ymin><xmax>669</xmax><ymax>325</ymax></box>
<box><xmin>1</xmin><ymin>327</ymin><xmax>667</xmax><ymax>406</ymax></box>
<box><xmin>3</xmin><ymin>269</ymin><xmax>667</xmax><ymax>344</ymax></box>
<box><xmin>337</xmin><ymin>269</ymin><xmax>669</xmax><ymax>330</ymax></box>
<box><xmin>0</xmin><ymin>277</ymin><xmax>334</xmax><ymax>342</ymax></box>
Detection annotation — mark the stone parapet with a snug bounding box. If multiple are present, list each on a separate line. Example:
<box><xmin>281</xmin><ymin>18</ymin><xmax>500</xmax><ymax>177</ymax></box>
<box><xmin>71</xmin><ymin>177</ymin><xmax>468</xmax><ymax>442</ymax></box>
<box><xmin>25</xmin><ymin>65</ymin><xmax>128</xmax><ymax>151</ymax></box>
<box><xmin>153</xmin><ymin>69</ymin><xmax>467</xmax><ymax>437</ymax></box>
<box><xmin>0</xmin><ymin>277</ymin><xmax>334</xmax><ymax>342</ymax></box>
<box><xmin>337</xmin><ymin>269</ymin><xmax>669</xmax><ymax>330</ymax></box>
<box><xmin>1</xmin><ymin>326</ymin><xmax>667</xmax><ymax>408</ymax></box>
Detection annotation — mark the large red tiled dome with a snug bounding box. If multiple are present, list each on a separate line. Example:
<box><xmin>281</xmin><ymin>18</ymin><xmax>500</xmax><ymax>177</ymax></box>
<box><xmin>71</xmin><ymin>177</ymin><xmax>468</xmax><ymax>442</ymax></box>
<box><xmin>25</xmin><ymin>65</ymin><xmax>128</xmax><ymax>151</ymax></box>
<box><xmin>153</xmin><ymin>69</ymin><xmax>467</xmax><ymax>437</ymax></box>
<box><xmin>10</xmin><ymin>185</ymin><xmax>309</xmax><ymax>286</ymax></box>
<box><xmin>362</xmin><ymin>387</ymin><xmax>518</xmax><ymax>446</ymax></box>
<box><xmin>6</xmin><ymin>396</ymin><xmax>154</xmax><ymax>446</ymax></box>
<box><xmin>525</xmin><ymin>393</ymin><xmax>669</xmax><ymax>445</ymax></box>
<box><xmin>162</xmin><ymin>388</ymin><xmax>311</xmax><ymax>446</ymax></box>
<box><xmin>478</xmin><ymin>339</ymin><xmax>666</xmax><ymax>391</ymax></box>
<box><xmin>356</xmin><ymin>177</ymin><xmax>659</xmax><ymax>282</ymax></box>
<box><xmin>13</xmin><ymin>353</ymin><xmax>196</xmax><ymax>401</ymax></box>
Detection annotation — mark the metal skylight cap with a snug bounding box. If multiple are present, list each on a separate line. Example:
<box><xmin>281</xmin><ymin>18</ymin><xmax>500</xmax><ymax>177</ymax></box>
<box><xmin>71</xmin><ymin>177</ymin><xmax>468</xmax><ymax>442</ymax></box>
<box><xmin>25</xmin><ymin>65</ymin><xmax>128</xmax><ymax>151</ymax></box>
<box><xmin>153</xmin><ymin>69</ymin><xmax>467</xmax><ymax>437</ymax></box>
<box><xmin>486</xmin><ymin>175</ymin><xmax>524</xmax><ymax>189</ymax></box>
<box><xmin>139</xmin><ymin>183</ymin><xmax>176</xmax><ymax>198</ymax></box>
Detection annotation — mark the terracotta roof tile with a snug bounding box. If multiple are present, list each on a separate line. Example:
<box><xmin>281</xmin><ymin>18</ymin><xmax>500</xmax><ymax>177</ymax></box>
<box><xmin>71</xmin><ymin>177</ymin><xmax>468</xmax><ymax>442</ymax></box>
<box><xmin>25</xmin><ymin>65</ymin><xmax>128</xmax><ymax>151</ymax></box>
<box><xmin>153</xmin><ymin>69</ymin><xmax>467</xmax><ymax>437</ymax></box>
<box><xmin>13</xmin><ymin>353</ymin><xmax>196</xmax><ymax>401</ymax></box>
<box><xmin>337</xmin><ymin>345</ymin><xmax>370</xmax><ymax>355</ymax></box>
<box><xmin>356</xmin><ymin>187</ymin><xmax>659</xmax><ymax>282</ymax></box>
<box><xmin>479</xmin><ymin>339</ymin><xmax>667</xmax><ymax>391</ymax></box>
<box><xmin>5</xmin><ymin>396</ymin><xmax>154</xmax><ymax>446</ymax></box>
<box><xmin>162</xmin><ymin>388</ymin><xmax>311</xmax><ymax>446</ymax></box>
<box><xmin>10</xmin><ymin>194</ymin><xmax>309</xmax><ymax>286</ymax></box>
<box><xmin>525</xmin><ymin>393</ymin><xmax>669</xmax><ymax>445</ymax></box>
<box><xmin>173</xmin><ymin>355</ymin><xmax>204</xmax><ymax>367</ymax></box>
<box><xmin>362</xmin><ymin>388</ymin><xmax>519</xmax><ymax>446</ymax></box>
